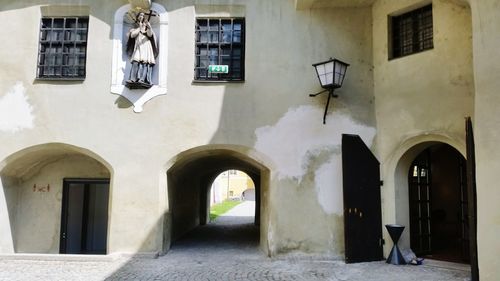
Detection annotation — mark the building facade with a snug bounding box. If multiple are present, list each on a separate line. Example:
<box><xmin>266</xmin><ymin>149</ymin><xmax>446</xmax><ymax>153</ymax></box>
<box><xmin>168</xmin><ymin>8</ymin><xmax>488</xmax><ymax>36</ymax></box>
<box><xmin>0</xmin><ymin>0</ymin><xmax>498</xmax><ymax>279</ymax></box>
<box><xmin>210</xmin><ymin>170</ymin><xmax>255</xmax><ymax>204</ymax></box>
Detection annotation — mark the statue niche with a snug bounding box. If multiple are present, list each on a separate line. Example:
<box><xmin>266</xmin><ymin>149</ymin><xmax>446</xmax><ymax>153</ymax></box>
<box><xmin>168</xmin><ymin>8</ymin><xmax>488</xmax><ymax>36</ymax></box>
<box><xmin>111</xmin><ymin>3</ymin><xmax>168</xmax><ymax>113</ymax></box>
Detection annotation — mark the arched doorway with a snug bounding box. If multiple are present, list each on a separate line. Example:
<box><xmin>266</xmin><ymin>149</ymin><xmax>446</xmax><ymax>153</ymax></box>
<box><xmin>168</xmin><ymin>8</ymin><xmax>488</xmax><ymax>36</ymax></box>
<box><xmin>0</xmin><ymin>143</ymin><xmax>112</xmax><ymax>254</ymax></box>
<box><xmin>209</xmin><ymin>169</ymin><xmax>256</xmax><ymax>223</ymax></box>
<box><xmin>164</xmin><ymin>146</ymin><xmax>270</xmax><ymax>254</ymax></box>
<box><xmin>407</xmin><ymin>143</ymin><xmax>469</xmax><ymax>263</ymax></box>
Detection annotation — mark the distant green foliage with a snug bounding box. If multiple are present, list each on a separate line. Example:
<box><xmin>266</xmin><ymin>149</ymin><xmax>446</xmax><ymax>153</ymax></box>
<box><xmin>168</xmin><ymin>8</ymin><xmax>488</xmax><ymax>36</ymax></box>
<box><xmin>209</xmin><ymin>200</ymin><xmax>242</xmax><ymax>222</ymax></box>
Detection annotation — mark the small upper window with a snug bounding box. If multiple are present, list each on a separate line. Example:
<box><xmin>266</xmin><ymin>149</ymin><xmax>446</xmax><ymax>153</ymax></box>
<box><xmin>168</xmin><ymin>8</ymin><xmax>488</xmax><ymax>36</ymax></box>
<box><xmin>390</xmin><ymin>5</ymin><xmax>433</xmax><ymax>59</ymax></box>
<box><xmin>194</xmin><ymin>18</ymin><xmax>245</xmax><ymax>81</ymax></box>
<box><xmin>37</xmin><ymin>17</ymin><xmax>89</xmax><ymax>79</ymax></box>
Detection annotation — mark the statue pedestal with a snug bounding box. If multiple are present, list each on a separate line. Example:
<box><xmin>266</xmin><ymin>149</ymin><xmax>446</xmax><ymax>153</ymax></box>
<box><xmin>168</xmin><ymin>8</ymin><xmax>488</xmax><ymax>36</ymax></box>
<box><xmin>125</xmin><ymin>81</ymin><xmax>153</xmax><ymax>89</ymax></box>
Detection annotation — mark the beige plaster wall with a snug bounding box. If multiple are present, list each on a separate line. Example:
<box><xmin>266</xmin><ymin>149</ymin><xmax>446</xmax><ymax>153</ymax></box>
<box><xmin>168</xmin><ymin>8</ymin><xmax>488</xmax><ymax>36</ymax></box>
<box><xmin>467</xmin><ymin>0</ymin><xmax>500</xmax><ymax>279</ymax></box>
<box><xmin>0</xmin><ymin>0</ymin><xmax>375</xmax><ymax>257</ymax></box>
<box><xmin>372</xmin><ymin>0</ymin><xmax>474</xmax><ymax>252</ymax></box>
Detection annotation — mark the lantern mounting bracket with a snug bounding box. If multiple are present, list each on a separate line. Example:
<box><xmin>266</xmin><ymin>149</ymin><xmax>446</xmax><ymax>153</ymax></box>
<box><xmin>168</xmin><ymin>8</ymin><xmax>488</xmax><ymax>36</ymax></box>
<box><xmin>310</xmin><ymin>87</ymin><xmax>338</xmax><ymax>124</ymax></box>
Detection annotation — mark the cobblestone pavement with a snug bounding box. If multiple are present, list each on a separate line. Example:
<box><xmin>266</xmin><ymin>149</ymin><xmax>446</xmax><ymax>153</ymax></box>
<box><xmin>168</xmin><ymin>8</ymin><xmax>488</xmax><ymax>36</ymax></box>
<box><xmin>0</xmin><ymin>201</ymin><xmax>471</xmax><ymax>281</ymax></box>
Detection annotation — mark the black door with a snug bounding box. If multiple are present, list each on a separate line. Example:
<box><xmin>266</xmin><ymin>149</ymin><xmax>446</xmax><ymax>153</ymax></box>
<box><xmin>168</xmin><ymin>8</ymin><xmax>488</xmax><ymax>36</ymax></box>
<box><xmin>60</xmin><ymin>179</ymin><xmax>110</xmax><ymax>254</ymax></box>
<box><xmin>465</xmin><ymin>117</ymin><xmax>479</xmax><ymax>281</ymax></box>
<box><xmin>342</xmin><ymin>134</ymin><xmax>383</xmax><ymax>263</ymax></box>
<box><xmin>408</xmin><ymin>149</ymin><xmax>432</xmax><ymax>256</ymax></box>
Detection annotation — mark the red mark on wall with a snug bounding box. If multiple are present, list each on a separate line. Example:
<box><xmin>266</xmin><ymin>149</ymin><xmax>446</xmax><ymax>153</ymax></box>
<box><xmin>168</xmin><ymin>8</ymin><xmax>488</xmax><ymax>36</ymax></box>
<box><xmin>32</xmin><ymin>184</ymin><xmax>50</xmax><ymax>192</ymax></box>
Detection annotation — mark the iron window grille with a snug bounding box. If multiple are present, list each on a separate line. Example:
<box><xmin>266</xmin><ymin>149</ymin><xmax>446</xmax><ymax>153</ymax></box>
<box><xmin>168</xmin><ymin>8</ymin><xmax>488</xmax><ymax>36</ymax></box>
<box><xmin>37</xmin><ymin>17</ymin><xmax>89</xmax><ymax>79</ymax></box>
<box><xmin>194</xmin><ymin>18</ymin><xmax>245</xmax><ymax>81</ymax></box>
<box><xmin>391</xmin><ymin>5</ymin><xmax>433</xmax><ymax>59</ymax></box>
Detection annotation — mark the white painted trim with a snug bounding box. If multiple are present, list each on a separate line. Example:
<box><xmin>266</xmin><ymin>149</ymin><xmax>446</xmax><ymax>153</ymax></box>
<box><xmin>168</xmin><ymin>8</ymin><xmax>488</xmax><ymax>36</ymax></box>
<box><xmin>111</xmin><ymin>3</ymin><xmax>168</xmax><ymax>113</ymax></box>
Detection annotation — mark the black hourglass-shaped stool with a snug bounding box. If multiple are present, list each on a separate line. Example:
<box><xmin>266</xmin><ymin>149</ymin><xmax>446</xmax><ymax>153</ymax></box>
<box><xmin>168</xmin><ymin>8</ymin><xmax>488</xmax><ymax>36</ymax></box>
<box><xmin>385</xmin><ymin>224</ymin><xmax>406</xmax><ymax>265</ymax></box>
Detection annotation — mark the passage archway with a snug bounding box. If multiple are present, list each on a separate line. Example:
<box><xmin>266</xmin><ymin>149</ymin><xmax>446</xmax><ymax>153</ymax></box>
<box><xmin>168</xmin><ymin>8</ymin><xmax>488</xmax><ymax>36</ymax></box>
<box><xmin>0</xmin><ymin>143</ymin><xmax>112</xmax><ymax>254</ymax></box>
<box><xmin>408</xmin><ymin>144</ymin><xmax>469</xmax><ymax>262</ymax></box>
<box><xmin>395</xmin><ymin>141</ymin><xmax>470</xmax><ymax>263</ymax></box>
<box><xmin>165</xmin><ymin>146</ymin><xmax>270</xmax><ymax>254</ymax></box>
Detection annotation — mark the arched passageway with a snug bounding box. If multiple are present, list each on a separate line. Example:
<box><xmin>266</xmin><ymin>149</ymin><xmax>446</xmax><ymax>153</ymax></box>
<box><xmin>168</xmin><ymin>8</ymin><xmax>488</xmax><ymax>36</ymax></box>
<box><xmin>394</xmin><ymin>142</ymin><xmax>470</xmax><ymax>263</ymax></box>
<box><xmin>165</xmin><ymin>147</ymin><xmax>270</xmax><ymax>254</ymax></box>
<box><xmin>0</xmin><ymin>143</ymin><xmax>112</xmax><ymax>254</ymax></box>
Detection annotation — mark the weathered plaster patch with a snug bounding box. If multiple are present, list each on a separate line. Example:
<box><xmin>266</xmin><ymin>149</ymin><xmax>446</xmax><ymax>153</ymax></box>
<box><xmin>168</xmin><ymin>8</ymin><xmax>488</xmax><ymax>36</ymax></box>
<box><xmin>0</xmin><ymin>82</ymin><xmax>34</xmax><ymax>132</ymax></box>
<box><xmin>255</xmin><ymin>105</ymin><xmax>375</xmax><ymax>181</ymax></box>
<box><xmin>255</xmin><ymin>105</ymin><xmax>376</xmax><ymax>214</ymax></box>
<box><xmin>314</xmin><ymin>154</ymin><xmax>344</xmax><ymax>215</ymax></box>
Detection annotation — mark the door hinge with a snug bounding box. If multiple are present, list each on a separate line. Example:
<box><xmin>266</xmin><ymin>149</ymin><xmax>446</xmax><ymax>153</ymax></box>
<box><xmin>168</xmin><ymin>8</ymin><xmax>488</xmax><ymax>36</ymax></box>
<box><xmin>380</xmin><ymin>180</ymin><xmax>384</xmax><ymax>186</ymax></box>
<box><xmin>379</xmin><ymin>238</ymin><xmax>385</xmax><ymax>246</ymax></box>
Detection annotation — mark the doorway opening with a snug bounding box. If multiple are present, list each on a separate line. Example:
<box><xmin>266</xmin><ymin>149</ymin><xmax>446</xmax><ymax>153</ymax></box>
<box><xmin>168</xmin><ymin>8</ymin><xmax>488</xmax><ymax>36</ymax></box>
<box><xmin>59</xmin><ymin>179</ymin><xmax>110</xmax><ymax>255</ymax></box>
<box><xmin>408</xmin><ymin>144</ymin><xmax>469</xmax><ymax>263</ymax></box>
<box><xmin>164</xmin><ymin>147</ymin><xmax>270</xmax><ymax>254</ymax></box>
<box><xmin>209</xmin><ymin>169</ymin><xmax>255</xmax><ymax>224</ymax></box>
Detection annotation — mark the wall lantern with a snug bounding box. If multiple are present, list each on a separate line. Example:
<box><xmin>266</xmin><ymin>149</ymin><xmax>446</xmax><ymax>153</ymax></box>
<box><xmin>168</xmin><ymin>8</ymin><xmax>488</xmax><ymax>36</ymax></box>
<box><xmin>310</xmin><ymin>58</ymin><xmax>349</xmax><ymax>124</ymax></box>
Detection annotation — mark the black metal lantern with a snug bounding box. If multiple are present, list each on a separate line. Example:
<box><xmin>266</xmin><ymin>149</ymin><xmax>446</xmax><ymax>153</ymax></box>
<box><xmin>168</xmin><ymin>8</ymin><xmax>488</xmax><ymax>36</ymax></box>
<box><xmin>310</xmin><ymin>58</ymin><xmax>349</xmax><ymax>124</ymax></box>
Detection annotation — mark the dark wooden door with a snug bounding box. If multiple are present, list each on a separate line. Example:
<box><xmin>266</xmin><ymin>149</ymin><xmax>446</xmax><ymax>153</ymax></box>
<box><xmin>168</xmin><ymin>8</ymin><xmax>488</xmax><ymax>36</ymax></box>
<box><xmin>342</xmin><ymin>134</ymin><xmax>383</xmax><ymax>263</ymax></box>
<box><xmin>408</xmin><ymin>149</ymin><xmax>432</xmax><ymax>255</ymax></box>
<box><xmin>465</xmin><ymin>117</ymin><xmax>479</xmax><ymax>281</ymax></box>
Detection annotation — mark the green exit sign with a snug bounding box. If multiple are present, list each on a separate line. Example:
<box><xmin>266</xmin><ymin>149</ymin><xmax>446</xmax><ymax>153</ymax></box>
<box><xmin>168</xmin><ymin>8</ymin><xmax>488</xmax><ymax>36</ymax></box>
<box><xmin>208</xmin><ymin>65</ymin><xmax>229</xmax><ymax>74</ymax></box>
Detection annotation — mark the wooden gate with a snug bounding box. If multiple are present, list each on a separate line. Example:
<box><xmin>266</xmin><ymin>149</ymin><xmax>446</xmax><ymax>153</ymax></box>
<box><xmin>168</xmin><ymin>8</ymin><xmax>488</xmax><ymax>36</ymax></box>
<box><xmin>342</xmin><ymin>134</ymin><xmax>383</xmax><ymax>263</ymax></box>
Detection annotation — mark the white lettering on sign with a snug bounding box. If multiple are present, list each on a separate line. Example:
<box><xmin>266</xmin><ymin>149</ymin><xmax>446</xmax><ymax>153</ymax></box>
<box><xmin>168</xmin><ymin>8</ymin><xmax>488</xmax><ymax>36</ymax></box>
<box><xmin>208</xmin><ymin>65</ymin><xmax>229</xmax><ymax>74</ymax></box>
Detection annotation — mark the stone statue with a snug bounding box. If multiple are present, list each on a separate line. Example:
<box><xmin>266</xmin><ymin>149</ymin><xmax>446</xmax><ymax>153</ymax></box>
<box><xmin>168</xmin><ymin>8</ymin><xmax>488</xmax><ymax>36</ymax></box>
<box><xmin>126</xmin><ymin>11</ymin><xmax>158</xmax><ymax>89</ymax></box>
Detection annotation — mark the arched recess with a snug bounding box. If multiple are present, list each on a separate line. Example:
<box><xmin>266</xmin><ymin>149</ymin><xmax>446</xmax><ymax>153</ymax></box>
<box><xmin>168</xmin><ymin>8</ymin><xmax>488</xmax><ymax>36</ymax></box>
<box><xmin>389</xmin><ymin>135</ymin><xmax>465</xmax><ymax>253</ymax></box>
<box><xmin>0</xmin><ymin>143</ymin><xmax>113</xmax><ymax>254</ymax></box>
<box><xmin>162</xmin><ymin>145</ymin><xmax>273</xmax><ymax>255</ymax></box>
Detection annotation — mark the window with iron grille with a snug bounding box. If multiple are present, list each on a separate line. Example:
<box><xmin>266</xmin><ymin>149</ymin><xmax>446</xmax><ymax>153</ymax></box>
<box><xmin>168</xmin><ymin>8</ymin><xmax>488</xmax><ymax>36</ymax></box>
<box><xmin>194</xmin><ymin>18</ymin><xmax>244</xmax><ymax>81</ymax></box>
<box><xmin>37</xmin><ymin>17</ymin><xmax>89</xmax><ymax>79</ymax></box>
<box><xmin>390</xmin><ymin>5</ymin><xmax>433</xmax><ymax>59</ymax></box>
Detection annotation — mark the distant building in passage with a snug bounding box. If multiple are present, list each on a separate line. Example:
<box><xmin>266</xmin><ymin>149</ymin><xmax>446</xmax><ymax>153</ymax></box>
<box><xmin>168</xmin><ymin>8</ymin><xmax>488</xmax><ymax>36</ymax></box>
<box><xmin>210</xmin><ymin>170</ymin><xmax>255</xmax><ymax>205</ymax></box>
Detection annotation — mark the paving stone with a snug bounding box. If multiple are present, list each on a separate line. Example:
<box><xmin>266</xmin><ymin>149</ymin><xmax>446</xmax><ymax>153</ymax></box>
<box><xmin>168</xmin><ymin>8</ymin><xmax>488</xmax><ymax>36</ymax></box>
<box><xmin>0</xmin><ymin>202</ymin><xmax>470</xmax><ymax>281</ymax></box>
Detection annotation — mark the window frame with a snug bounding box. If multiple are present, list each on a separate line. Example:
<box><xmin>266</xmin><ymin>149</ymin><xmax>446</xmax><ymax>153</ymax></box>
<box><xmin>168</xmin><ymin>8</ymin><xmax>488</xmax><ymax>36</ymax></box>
<box><xmin>389</xmin><ymin>4</ymin><xmax>433</xmax><ymax>59</ymax></box>
<box><xmin>193</xmin><ymin>17</ymin><xmax>245</xmax><ymax>82</ymax></box>
<box><xmin>36</xmin><ymin>16</ymin><xmax>89</xmax><ymax>80</ymax></box>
